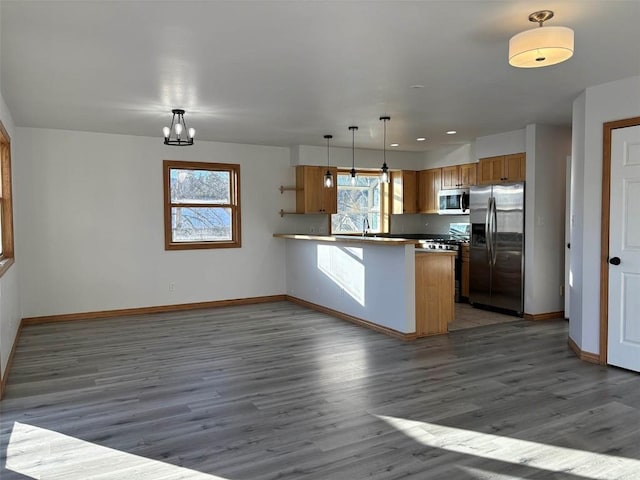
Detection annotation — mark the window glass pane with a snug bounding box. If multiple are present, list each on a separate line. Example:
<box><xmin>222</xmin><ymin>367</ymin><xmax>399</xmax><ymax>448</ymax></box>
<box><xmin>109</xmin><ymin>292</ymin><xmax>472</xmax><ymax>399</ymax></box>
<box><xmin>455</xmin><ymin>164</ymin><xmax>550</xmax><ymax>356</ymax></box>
<box><xmin>170</xmin><ymin>168</ymin><xmax>230</xmax><ymax>204</ymax></box>
<box><xmin>171</xmin><ymin>207</ymin><xmax>232</xmax><ymax>242</ymax></box>
<box><xmin>332</xmin><ymin>174</ymin><xmax>381</xmax><ymax>234</ymax></box>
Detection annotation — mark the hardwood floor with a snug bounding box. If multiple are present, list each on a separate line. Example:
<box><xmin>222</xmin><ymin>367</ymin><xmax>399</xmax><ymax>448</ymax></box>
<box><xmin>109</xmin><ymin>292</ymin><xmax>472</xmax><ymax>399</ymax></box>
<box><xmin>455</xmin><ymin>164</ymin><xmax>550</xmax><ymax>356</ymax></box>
<box><xmin>1</xmin><ymin>301</ymin><xmax>639</xmax><ymax>479</ymax></box>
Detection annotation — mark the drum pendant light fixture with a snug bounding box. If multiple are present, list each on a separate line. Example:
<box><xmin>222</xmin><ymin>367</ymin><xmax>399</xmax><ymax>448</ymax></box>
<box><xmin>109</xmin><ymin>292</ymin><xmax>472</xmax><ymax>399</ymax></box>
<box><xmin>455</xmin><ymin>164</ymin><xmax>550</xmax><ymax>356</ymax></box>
<box><xmin>163</xmin><ymin>109</ymin><xmax>195</xmax><ymax>146</ymax></box>
<box><xmin>349</xmin><ymin>126</ymin><xmax>358</xmax><ymax>186</ymax></box>
<box><xmin>323</xmin><ymin>134</ymin><xmax>334</xmax><ymax>188</ymax></box>
<box><xmin>379</xmin><ymin>116</ymin><xmax>391</xmax><ymax>183</ymax></box>
<box><xmin>509</xmin><ymin>10</ymin><xmax>574</xmax><ymax>68</ymax></box>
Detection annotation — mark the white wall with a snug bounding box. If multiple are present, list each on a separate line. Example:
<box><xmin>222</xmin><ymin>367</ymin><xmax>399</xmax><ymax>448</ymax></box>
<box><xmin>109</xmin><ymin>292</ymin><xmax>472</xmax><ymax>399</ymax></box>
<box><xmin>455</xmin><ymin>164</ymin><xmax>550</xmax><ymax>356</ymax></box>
<box><xmin>16</xmin><ymin>128</ymin><xmax>291</xmax><ymax>318</ymax></box>
<box><xmin>475</xmin><ymin>129</ymin><xmax>526</xmax><ymax>159</ymax></box>
<box><xmin>423</xmin><ymin>143</ymin><xmax>475</xmax><ymax>168</ymax></box>
<box><xmin>291</xmin><ymin>144</ymin><xmax>424</xmax><ymax>170</ymax></box>
<box><xmin>569</xmin><ymin>92</ymin><xmax>586</xmax><ymax>345</ymax></box>
<box><xmin>570</xmin><ymin>75</ymin><xmax>640</xmax><ymax>354</ymax></box>
<box><xmin>285</xmin><ymin>239</ymin><xmax>415</xmax><ymax>333</ymax></box>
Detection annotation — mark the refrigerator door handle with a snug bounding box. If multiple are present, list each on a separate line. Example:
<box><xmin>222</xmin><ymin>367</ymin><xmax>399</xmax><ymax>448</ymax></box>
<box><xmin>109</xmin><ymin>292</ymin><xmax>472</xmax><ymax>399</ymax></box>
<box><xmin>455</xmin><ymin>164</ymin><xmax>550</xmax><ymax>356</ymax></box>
<box><xmin>485</xmin><ymin>197</ymin><xmax>492</xmax><ymax>265</ymax></box>
<box><xmin>491</xmin><ymin>196</ymin><xmax>498</xmax><ymax>266</ymax></box>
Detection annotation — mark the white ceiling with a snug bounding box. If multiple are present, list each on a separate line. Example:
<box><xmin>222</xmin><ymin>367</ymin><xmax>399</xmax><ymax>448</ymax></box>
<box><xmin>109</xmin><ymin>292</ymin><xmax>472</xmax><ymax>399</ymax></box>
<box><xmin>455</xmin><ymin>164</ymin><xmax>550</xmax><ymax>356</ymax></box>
<box><xmin>1</xmin><ymin>1</ymin><xmax>639</xmax><ymax>152</ymax></box>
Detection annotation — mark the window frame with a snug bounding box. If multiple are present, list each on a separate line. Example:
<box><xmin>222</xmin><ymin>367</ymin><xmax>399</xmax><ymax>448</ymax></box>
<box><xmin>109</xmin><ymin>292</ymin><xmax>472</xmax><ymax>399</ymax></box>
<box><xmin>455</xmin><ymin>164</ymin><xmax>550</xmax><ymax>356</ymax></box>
<box><xmin>163</xmin><ymin>160</ymin><xmax>241</xmax><ymax>250</ymax></box>
<box><xmin>0</xmin><ymin>121</ymin><xmax>14</xmax><ymax>278</ymax></box>
<box><xmin>331</xmin><ymin>169</ymin><xmax>390</xmax><ymax>235</ymax></box>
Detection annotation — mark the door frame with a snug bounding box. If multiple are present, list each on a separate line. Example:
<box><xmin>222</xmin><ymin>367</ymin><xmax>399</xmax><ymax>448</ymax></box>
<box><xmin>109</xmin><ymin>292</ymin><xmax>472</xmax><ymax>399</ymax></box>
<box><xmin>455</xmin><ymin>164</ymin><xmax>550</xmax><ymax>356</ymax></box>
<box><xmin>599</xmin><ymin>116</ymin><xmax>640</xmax><ymax>364</ymax></box>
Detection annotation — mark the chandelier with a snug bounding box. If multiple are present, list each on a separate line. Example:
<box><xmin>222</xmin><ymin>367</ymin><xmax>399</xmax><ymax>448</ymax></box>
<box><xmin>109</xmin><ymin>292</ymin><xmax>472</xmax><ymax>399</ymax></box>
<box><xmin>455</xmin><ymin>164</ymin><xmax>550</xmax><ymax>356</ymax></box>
<box><xmin>163</xmin><ymin>109</ymin><xmax>195</xmax><ymax>146</ymax></box>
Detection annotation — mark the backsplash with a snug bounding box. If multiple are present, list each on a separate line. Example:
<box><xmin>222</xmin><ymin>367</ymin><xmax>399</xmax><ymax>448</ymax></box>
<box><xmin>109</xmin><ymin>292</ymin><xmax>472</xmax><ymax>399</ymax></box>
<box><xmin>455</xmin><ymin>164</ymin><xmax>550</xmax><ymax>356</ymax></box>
<box><xmin>390</xmin><ymin>213</ymin><xmax>470</xmax><ymax>235</ymax></box>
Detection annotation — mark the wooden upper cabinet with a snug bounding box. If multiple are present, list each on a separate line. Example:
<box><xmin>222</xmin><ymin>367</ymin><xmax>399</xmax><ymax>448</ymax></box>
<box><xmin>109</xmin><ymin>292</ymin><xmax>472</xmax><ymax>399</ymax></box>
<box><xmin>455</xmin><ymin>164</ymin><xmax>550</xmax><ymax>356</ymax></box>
<box><xmin>418</xmin><ymin>168</ymin><xmax>441</xmax><ymax>214</ymax></box>
<box><xmin>459</xmin><ymin>163</ymin><xmax>477</xmax><ymax>187</ymax></box>
<box><xmin>391</xmin><ymin>170</ymin><xmax>418</xmax><ymax>214</ymax></box>
<box><xmin>478</xmin><ymin>156</ymin><xmax>504</xmax><ymax>184</ymax></box>
<box><xmin>442</xmin><ymin>163</ymin><xmax>477</xmax><ymax>189</ymax></box>
<box><xmin>295</xmin><ymin>165</ymin><xmax>337</xmax><ymax>214</ymax></box>
<box><xmin>478</xmin><ymin>153</ymin><xmax>526</xmax><ymax>184</ymax></box>
<box><xmin>441</xmin><ymin>166</ymin><xmax>459</xmax><ymax>190</ymax></box>
<box><xmin>504</xmin><ymin>153</ymin><xmax>526</xmax><ymax>182</ymax></box>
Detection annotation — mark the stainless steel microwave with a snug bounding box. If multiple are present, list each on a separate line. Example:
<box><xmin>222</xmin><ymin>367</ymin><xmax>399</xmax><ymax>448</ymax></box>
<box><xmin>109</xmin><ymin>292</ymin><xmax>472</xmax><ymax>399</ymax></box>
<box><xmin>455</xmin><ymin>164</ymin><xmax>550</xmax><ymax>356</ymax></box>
<box><xmin>437</xmin><ymin>188</ymin><xmax>470</xmax><ymax>215</ymax></box>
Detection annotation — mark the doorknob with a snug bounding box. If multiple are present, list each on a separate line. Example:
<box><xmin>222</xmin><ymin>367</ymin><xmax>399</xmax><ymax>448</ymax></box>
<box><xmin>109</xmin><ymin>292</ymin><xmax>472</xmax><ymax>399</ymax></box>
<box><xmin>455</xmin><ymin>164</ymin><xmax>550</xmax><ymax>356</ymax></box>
<box><xmin>609</xmin><ymin>257</ymin><xmax>621</xmax><ymax>265</ymax></box>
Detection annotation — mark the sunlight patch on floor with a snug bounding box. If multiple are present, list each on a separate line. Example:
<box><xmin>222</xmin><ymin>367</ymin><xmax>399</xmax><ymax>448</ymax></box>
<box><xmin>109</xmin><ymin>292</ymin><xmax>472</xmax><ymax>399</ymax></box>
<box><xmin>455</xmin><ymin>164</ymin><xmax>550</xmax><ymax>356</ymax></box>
<box><xmin>7</xmin><ymin>422</ymin><xmax>230</xmax><ymax>480</ymax></box>
<box><xmin>455</xmin><ymin>465</ymin><xmax>525</xmax><ymax>480</ymax></box>
<box><xmin>375</xmin><ymin>414</ymin><xmax>640</xmax><ymax>480</ymax></box>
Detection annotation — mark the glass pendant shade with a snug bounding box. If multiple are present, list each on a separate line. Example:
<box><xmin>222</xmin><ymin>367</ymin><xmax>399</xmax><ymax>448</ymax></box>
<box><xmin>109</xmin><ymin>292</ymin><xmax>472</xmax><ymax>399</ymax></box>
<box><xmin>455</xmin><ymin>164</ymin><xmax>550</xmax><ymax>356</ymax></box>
<box><xmin>380</xmin><ymin>164</ymin><xmax>389</xmax><ymax>183</ymax></box>
<box><xmin>324</xmin><ymin>170</ymin><xmax>334</xmax><ymax>188</ymax></box>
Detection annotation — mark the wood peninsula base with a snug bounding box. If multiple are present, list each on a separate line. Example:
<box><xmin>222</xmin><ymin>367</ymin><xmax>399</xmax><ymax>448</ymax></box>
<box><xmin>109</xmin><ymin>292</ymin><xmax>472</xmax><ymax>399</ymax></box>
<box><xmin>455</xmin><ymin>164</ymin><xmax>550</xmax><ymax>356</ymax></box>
<box><xmin>415</xmin><ymin>251</ymin><xmax>455</xmax><ymax>336</ymax></box>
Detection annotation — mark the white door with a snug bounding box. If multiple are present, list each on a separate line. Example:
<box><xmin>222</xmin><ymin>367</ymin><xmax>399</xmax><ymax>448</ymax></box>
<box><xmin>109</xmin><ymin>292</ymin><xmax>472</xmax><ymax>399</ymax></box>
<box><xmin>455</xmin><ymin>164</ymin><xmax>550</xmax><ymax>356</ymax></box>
<box><xmin>608</xmin><ymin>124</ymin><xmax>640</xmax><ymax>371</ymax></box>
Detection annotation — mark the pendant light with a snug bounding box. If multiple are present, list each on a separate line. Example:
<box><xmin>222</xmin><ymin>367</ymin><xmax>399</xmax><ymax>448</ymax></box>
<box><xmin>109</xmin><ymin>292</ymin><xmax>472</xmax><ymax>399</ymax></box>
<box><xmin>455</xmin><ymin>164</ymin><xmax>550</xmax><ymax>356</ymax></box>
<box><xmin>163</xmin><ymin>109</ymin><xmax>195</xmax><ymax>146</ymax></box>
<box><xmin>379</xmin><ymin>116</ymin><xmax>391</xmax><ymax>183</ymax></box>
<box><xmin>348</xmin><ymin>126</ymin><xmax>358</xmax><ymax>186</ymax></box>
<box><xmin>323</xmin><ymin>134</ymin><xmax>334</xmax><ymax>188</ymax></box>
<box><xmin>509</xmin><ymin>10</ymin><xmax>574</xmax><ymax>68</ymax></box>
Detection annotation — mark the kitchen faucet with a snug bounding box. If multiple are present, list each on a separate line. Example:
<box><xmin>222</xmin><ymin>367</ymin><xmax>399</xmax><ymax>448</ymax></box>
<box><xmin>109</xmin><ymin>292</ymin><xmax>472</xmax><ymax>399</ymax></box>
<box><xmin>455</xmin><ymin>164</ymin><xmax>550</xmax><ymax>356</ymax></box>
<box><xmin>362</xmin><ymin>217</ymin><xmax>370</xmax><ymax>237</ymax></box>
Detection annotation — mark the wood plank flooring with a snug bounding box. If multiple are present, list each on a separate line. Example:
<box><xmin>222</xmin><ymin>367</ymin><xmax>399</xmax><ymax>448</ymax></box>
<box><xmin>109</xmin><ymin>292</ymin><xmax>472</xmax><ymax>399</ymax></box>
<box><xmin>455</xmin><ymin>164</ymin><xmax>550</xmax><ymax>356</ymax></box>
<box><xmin>1</xmin><ymin>301</ymin><xmax>639</xmax><ymax>479</ymax></box>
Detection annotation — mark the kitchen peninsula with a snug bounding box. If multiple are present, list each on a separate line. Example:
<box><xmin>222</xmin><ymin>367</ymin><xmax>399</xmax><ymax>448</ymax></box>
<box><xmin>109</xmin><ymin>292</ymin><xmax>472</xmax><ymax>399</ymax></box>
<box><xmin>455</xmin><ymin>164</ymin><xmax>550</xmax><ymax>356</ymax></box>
<box><xmin>274</xmin><ymin>234</ymin><xmax>455</xmax><ymax>340</ymax></box>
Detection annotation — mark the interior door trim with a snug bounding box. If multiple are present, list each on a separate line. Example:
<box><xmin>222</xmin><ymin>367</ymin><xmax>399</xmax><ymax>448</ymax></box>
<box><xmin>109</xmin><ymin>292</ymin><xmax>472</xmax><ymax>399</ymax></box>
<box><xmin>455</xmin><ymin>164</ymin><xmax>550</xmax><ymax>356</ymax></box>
<box><xmin>599</xmin><ymin>116</ymin><xmax>640</xmax><ymax>365</ymax></box>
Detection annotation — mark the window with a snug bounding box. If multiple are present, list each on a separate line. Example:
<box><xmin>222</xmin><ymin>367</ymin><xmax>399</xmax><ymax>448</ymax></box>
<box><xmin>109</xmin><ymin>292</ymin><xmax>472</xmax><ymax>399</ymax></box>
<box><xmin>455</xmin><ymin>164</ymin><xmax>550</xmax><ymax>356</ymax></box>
<box><xmin>331</xmin><ymin>171</ymin><xmax>388</xmax><ymax>234</ymax></box>
<box><xmin>163</xmin><ymin>160</ymin><xmax>241</xmax><ymax>250</ymax></box>
<box><xmin>0</xmin><ymin>121</ymin><xmax>14</xmax><ymax>277</ymax></box>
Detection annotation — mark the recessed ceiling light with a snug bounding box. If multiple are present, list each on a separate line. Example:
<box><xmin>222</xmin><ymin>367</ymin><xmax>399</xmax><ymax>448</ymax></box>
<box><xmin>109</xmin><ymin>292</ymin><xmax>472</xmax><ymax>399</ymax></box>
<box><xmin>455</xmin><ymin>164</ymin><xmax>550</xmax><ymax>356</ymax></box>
<box><xmin>416</xmin><ymin>137</ymin><xmax>426</xmax><ymax>142</ymax></box>
<box><xmin>390</xmin><ymin>143</ymin><xmax>399</xmax><ymax>147</ymax></box>
<box><xmin>410</xmin><ymin>84</ymin><xmax>425</xmax><ymax>89</ymax></box>
<box><xmin>446</xmin><ymin>130</ymin><xmax>457</xmax><ymax>135</ymax></box>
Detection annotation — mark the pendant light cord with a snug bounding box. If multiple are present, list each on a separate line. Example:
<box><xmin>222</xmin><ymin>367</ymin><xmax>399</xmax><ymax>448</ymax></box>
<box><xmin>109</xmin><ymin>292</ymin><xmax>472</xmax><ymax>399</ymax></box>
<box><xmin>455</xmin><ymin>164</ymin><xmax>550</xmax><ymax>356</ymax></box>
<box><xmin>380</xmin><ymin>116</ymin><xmax>391</xmax><ymax>166</ymax></box>
<box><xmin>352</xmin><ymin>128</ymin><xmax>355</xmax><ymax>169</ymax></box>
<box><xmin>323</xmin><ymin>134</ymin><xmax>333</xmax><ymax>167</ymax></box>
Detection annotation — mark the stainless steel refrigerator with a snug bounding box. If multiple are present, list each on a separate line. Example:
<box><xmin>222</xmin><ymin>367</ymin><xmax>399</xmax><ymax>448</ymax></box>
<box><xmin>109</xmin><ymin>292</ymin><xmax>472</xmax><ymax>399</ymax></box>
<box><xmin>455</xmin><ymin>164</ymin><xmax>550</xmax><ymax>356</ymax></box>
<box><xmin>469</xmin><ymin>182</ymin><xmax>525</xmax><ymax>314</ymax></box>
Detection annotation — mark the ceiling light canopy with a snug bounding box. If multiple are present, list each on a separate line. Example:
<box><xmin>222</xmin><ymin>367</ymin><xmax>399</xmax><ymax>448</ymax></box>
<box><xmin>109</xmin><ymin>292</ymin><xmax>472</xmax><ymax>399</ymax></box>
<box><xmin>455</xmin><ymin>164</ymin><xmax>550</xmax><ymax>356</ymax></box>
<box><xmin>509</xmin><ymin>10</ymin><xmax>574</xmax><ymax>68</ymax></box>
<box><xmin>163</xmin><ymin>109</ymin><xmax>195</xmax><ymax>146</ymax></box>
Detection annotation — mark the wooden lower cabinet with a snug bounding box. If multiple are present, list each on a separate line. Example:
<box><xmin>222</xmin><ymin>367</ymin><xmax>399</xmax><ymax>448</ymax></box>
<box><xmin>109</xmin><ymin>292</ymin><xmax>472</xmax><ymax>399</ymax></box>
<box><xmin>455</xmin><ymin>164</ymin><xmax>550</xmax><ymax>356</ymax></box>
<box><xmin>461</xmin><ymin>243</ymin><xmax>470</xmax><ymax>299</ymax></box>
<box><xmin>415</xmin><ymin>252</ymin><xmax>455</xmax><ymax>336</ymax></box>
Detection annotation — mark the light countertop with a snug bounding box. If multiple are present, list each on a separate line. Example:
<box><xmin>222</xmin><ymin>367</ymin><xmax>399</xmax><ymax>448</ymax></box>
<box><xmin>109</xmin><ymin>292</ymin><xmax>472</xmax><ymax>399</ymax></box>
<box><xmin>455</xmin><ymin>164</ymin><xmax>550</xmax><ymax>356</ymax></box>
<box><xmin>273</xmin><ymin>233</ymin><xmax>419</xmax><ymax>245</ymax></box>
<box><xmin>273</xmin><ymin>234</ymin><xmax>456</xmax><ymax>254</ymax></box>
